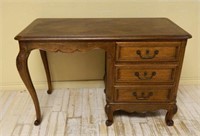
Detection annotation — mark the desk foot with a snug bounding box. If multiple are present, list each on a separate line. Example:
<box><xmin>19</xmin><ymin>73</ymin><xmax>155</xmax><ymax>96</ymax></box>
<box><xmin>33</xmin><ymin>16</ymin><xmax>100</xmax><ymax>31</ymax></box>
<box><xmin>34</xmin><ymin>119</ymin><xmax>41</xmax><ymax>126</ymax></box>
<box><xmin>106</xmin><ymin>120</ymin><xmax>113</xmax><ymax>126</ymax></box>
<box><xmin>105</xmin><ymin>104</ymin><xmax>114</xmax><ymax>126</ymax></box>
<box><xmin>166</xmin><ymin>119</ymin><xmax>174</xmax><ymax>126</ymax></box>
<box><xmin>47</xmin><ymin>90</ymin><xmax>52</xmax><ymax>94</ymax></box>
<box><xmin>165</xmin><ymin>104</ymin><xmax>177</xmax><ymax>126</ymax></box>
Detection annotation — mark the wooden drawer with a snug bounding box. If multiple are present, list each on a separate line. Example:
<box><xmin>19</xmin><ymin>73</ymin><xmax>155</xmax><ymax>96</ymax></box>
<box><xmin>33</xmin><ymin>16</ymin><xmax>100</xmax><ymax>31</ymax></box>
<box><xmin>114</xmin><ymin>86</ymin><xmax>172</xmax><ymax>102</ymax></box>
<box><xmin>115</xmin><ymin>65</ymin><xmax>176</xmax><ymax>83</ymax></box>
<box><xmin>116</xmin><ymin>42</ymin><xmax>181</xmax><ymax>62</ymax></box>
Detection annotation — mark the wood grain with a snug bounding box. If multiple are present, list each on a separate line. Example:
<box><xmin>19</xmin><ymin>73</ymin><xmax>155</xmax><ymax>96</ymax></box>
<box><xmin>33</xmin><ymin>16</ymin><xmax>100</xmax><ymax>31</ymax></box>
<box><xmin>116</xmin><ymin>41</ymin><xmax>181</xmax><ymax>62</ymax></box>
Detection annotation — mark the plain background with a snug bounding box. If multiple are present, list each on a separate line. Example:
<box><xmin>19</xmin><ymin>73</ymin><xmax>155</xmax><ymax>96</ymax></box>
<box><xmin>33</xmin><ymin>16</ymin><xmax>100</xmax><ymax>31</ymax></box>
<box><xmin>0</xmin><ymin>0</ymin><xmax>200</xmax><ymax>90</ymax></box>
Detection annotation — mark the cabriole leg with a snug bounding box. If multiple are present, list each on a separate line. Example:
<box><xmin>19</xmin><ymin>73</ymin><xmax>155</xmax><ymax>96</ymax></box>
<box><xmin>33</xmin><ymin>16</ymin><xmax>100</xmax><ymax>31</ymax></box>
<box><xmin>40</xmin><ymin>50</ymin><xmax>52</xmax><ymax>94</ymax></box>
<box><xmin>16</xmin><ymin>47</ymin><xmax>41</xmax><ymax>125</ymax></box>
<box><xmin>105</xmin><ymin>104</ymin><xmax>114</xmax><ymax>126</ymax></box>
<box><xmin>165</xmin><ymin>104</ymin><xmax>178</xmax><ymax>126</ymax></box>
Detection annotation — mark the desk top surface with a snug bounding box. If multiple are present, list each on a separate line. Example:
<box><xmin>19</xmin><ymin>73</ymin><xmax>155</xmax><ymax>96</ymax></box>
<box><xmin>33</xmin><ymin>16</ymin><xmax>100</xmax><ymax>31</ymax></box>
<box><xmin>15</xmin><ymin>18</ymin><xmax>191</xmax><ymax>41</ymax></box>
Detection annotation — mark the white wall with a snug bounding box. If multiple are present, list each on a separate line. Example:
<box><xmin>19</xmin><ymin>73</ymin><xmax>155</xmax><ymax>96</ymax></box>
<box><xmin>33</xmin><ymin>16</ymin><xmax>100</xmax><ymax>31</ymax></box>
<box><xmin>0</xmin><ymin>0</ymin><xmax>200</xmax><ymax>90</ymax></box>
<box><xmin>198</xmin><ymin>1</ymin><xmax>200</xmax><ymax>85</ymax></box>
<box><xmin>0</xmin><ymin>2</ymin><xmax>3</xmax><ymax>91</ymax></box>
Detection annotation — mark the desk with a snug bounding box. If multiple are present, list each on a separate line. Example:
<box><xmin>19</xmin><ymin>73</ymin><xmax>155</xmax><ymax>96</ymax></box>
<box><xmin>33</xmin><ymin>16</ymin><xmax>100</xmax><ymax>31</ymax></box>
<box><xmin>15</xmin><ymin>18</ymin><xmax>191</xmax><ymax>126</ymax></box>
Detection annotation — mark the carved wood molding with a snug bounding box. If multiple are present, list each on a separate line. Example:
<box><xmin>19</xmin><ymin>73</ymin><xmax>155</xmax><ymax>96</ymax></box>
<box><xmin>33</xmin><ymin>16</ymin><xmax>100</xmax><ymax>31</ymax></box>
<box><xmin>28</xmin><ymin>41</ymin><xmax>115</xmax><ymax>52</ymax></box>
<box><xmin>108</xmin><ymin>103</ymin><xmax>176</xmax><ymax>114</ymax></box>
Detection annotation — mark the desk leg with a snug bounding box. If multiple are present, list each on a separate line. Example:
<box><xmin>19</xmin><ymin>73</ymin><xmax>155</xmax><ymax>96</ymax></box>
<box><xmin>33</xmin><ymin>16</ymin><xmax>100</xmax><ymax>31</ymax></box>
<box><xmin>16</xmin><ymin>49</ymin><xmax>41</xmax><ymax>126</ymax></box>
<box><xmin>40</xmin><ymin>50</ymin><xmax>52</xmax><ymax>94</ymax></box>
<box><xmin>105</xmin><ymin>48</ymin><xmax>115</xmax><ymax>126</ymax></box>
<box><xmin>165</xmin><ymin>104</ymin><xmax>178</xmax><ymax>126</ymax></box>
<box><xmin>105</xmin><ymin>104</ymin><xmax>113</xmax><ymax>126</ymax></box>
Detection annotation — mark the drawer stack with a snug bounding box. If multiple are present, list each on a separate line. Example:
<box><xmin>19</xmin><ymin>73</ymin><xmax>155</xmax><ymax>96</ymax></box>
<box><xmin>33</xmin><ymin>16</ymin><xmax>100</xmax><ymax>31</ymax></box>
<box><xmin>114</xmin><ymin>41</ymin><xmax>181</xmax><ymax>103</ymax></box>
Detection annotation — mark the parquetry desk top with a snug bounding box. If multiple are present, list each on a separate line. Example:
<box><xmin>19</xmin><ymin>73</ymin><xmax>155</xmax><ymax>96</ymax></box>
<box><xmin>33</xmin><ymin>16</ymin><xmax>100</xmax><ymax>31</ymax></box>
<box><xmin>15</xmin><ymin>18</ymin><xmax>192</xmax><ymax>41</ymax></box>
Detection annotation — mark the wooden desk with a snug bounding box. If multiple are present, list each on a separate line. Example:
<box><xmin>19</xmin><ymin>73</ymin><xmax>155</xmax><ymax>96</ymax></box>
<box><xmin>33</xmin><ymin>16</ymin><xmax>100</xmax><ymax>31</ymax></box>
<box><xmin>15</xmin><ymin>18</ymin><xmax>191</xmax><ymax>126</ymax></box>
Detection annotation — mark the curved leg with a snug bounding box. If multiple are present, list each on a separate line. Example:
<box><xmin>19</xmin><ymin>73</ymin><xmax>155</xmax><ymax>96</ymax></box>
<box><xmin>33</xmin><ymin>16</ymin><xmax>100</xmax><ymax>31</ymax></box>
<box><xmin>16</xmin><ymin>48</ymin><xmax>41</xmax><ymax>125</ymax></box>
<box><xmin>40</xmin><ymin>50</ymin><xmax>52</xmax><ymax>94</ymax></box>
<box><xmin>105</xmin><ymin>104</ymin><xmax>114</xmax><ymax>126</ymax></box>
<box><xmin>165</xmin><ymin>104</ymin><xmax>178</xmax><ymax>126</ymax></box>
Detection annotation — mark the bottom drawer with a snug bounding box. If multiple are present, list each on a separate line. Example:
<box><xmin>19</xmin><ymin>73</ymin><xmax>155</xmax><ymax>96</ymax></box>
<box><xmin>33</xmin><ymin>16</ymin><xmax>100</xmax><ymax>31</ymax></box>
<box><xmin>114</xmin><ymin>86</ymin><xmax>172</xmax><ymax>102</ymax></box>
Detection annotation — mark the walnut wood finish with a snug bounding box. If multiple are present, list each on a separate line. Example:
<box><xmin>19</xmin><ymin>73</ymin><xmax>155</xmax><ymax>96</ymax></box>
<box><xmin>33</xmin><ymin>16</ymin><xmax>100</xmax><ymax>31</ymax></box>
<box><xmin>116</xmin><ymin>42</ymin><xmax>181</xmax><ymax>62</ymax></box>
<box><xmin>39</xmin><ymin>50</ymin><xmax>52</xmax><ymax>94</ymax></box>
<box><xmin>16</xmin><ymin>42</ymin><xmax>41</xmax><ymax>125</ymax></box>
<box><xmin>15</xmin><ymin>18</ymin><xmax>191</xmax><ymax>126</ymax></box>
<box><xmin>115</xmin><ymin>65</ymin><xmax>176</xmax><ymax>83</ymax></box>
<box><xmin>114</xmin><ymin>86</ymin><xmax>173</xmax><ymax>102</ymax></box>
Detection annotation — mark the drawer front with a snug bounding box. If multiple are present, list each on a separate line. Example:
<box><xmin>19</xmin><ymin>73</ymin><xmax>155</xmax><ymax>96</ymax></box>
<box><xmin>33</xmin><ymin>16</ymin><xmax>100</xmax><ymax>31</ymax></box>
<box><xmin>115</xmin><ymin>65</ymin><xmax>176</xmax><ymax>83</ymax></box>
<box><xmin>114</xmin><ymin>86</ymin><xmax>172</xmax><ymax>102</ymax></box>
<box><xmin>116</xmin><ymin>42</ymin><xmax>181</xmax><ymax>62</ymax></box>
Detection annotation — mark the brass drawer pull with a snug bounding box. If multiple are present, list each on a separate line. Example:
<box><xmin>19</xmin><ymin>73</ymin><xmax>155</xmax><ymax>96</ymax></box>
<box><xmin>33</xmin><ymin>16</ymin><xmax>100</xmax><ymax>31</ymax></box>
<box><xmin>135</xmin><ymin>71</ymin><xmax>156</xmax><ymax>80</ymax></box>
<box><xmin>136</xmin><ymin>50</ymin><xmax>159</xmax><ymax>59</ymax></box>
<box><xmin>132</xmin><ymin>92</ymin><xmax>153</xmax><ymax>100</ymax></box>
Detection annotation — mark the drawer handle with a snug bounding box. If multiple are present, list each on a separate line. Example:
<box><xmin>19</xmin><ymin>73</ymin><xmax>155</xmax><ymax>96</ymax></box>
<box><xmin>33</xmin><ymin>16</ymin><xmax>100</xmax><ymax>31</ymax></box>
<box><xmin>132</xmin><ymin>92</ymin><xmax>153</xmax><ymax>100</ymax></box>
<box><xmin>135</xmin><ymin>71</ymin><xmax>156</xmax><ymax>80</ymax></box>
<box><xmin>136</xmin><ymin>50</ymin><xmax>159</xmax><ymax>59</ymax></box>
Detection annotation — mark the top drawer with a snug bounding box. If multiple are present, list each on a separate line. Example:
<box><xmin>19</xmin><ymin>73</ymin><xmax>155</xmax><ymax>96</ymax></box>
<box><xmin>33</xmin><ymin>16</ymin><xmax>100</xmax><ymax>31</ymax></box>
<box><xmin>116</xmin><ymin>42</ymin><xmax>181</xmax><ymax>62</ymax></box>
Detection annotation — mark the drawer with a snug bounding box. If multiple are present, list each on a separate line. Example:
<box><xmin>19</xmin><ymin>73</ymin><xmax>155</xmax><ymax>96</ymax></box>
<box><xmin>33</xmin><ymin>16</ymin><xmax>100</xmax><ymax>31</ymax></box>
<box><xmin>115</xmin><ymin>65</ymin><xmax>176</xmax><ymax>83</ymax></box>
<box><xmin>114</xmin><ymin>86</ymin><xmax>172</xmax><ymax>102</ymax></box>
<box><xmin>116</xmin><ymin>42</ymin><xmax>181</xmax><ymax>62</ymax></box>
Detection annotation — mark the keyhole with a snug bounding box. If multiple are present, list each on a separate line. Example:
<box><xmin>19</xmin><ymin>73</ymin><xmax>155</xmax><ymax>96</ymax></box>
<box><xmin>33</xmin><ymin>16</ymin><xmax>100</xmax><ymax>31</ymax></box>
<box><xmin>146</xmin><ymin>50</ymin><xmax>150</xmax><ymax>55</ymax></box>
<box><xmin>144</xmin><ymin>72</ymin><xmax>147</xmax><ymax>76</ymax></box>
